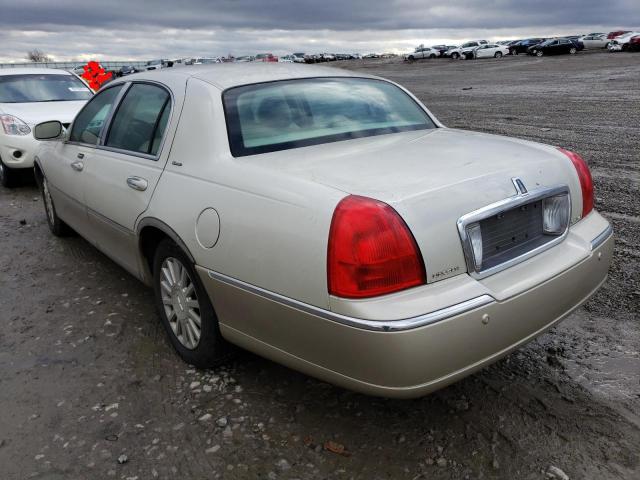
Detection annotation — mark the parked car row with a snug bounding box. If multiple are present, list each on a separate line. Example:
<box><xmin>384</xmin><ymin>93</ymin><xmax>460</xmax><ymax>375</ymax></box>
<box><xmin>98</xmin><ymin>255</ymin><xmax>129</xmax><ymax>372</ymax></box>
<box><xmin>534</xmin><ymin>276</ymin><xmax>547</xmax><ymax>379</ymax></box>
<box><xmin>404</xmin><ymin>29</ymin><xmax>639</xmax><ymax>62</ymax></box>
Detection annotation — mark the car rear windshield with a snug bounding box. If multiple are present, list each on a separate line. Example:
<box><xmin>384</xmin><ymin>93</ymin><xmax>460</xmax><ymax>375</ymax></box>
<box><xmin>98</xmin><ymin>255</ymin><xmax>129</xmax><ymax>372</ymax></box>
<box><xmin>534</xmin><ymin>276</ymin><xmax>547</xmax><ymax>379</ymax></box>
<box><xmin>0</xmin><ymin>74</ymin><xmax>92</xmax><ymax>103</ymax></box>
<box><xmin>223</xmin><ymin>77</ymin><xmax>436</xmax><ymax>157</ymax></box>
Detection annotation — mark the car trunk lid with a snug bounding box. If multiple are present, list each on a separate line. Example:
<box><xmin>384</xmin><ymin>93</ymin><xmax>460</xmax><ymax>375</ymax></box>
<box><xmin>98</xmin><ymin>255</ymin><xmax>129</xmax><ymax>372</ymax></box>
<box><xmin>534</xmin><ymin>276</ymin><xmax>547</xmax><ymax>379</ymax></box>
<box><xmin>246</xmin><ymin>128</ymin><xmax>582</xmax><ymax>282</ymax></box>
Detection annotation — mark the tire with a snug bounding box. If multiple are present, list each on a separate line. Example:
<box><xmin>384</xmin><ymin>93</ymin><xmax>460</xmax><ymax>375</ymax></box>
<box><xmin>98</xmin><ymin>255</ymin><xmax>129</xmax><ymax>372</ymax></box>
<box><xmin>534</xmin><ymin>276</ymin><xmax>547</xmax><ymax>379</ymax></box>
<box><xmin>152</xmin><ymin>239</ymin><xmax>234</xmax><ymax>368</ymax></box>
<box><xmin>40</xmin><ymin>174</ymin><xmax>74</xmax><ymax>236</ymax></box>
<box><xmin>0</xmin><ymin>157</ymin><xmax>18</xmax><ymax>188</ymax></box>
<box><xmin>429</xmin><ymin>54</ymin><xmax>436</xmax><ymax>59</ymax></box>
<box><xmin>569</xmin><ymin>47</ymin><xmax>577</xmax><ymax>54</ymax></box>
<box><xmin>451</xmin><ymin>52</ymin><xmax>459</xmax><ymax>59</ymax></box>
<box><xmin>536</xmin><ymin>50</ymin><xmax>543</xmax><ymax>57</ymax></box>
<box><xmin>494</xmin><ymin>51</ymin><xmax>503</xmax><ymax>58</ymax></box>
<box><xmin>408</xmin><ymin>55</ymin><xmax>414</xmax><ymax>61</ymax></box>
<box><xmin>513</xmin><ymin>50</ymin><xmax>519</xmax><ymax>55</ymax></box>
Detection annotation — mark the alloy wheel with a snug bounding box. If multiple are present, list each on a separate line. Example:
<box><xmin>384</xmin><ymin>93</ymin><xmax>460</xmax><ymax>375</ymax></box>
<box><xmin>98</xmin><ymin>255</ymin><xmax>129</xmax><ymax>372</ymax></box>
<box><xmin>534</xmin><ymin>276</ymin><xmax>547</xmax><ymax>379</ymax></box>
<box><xmin>160</xmin><ymin>257</ymin><xmax>202</xmax><ymax>350</ymax></box>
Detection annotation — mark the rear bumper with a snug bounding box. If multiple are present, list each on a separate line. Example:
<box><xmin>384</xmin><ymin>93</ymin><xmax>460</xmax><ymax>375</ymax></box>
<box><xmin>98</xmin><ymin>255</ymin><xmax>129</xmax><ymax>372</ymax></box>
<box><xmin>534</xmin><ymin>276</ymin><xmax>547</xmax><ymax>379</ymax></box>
<box><xmin>197</xmin><ymin>213</ymin><xmax>613</xmax><ymax>398</ymax></box>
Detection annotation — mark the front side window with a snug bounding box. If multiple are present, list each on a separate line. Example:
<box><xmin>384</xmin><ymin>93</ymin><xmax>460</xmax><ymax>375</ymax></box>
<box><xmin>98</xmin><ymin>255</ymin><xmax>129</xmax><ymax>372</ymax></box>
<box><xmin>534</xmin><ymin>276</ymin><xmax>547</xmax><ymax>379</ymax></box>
<box><xmin>0</xmin><ymin>74</ymin><xmax>92</xmax><ymax>103</ymax></box>
<box><xmin>106</xmin><ymin>83</ymin><xmax>170</xmax><ymax>156</ymax></box>
<box><xmin>223</xmin><ymin>77</ymin><xmax>436</xmax><ymax>157</ymax></box>
<box><xmin>69</xmin><ymin>85</ymin><xmax>123</xmax><ymax>145</ymax></box>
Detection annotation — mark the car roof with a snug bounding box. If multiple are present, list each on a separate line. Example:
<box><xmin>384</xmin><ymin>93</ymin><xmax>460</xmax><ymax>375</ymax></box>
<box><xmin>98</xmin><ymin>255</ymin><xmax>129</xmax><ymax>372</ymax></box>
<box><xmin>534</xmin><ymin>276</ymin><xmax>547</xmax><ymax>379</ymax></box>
<box><xmin>0</xmin><ymin>67</ymin><xmax>74</xmax><ymax>77</ymax></box>
<box><xmin>121</xmin><ymin>63</ymin><xmax>373</xmax><ymax>91</ymax></box>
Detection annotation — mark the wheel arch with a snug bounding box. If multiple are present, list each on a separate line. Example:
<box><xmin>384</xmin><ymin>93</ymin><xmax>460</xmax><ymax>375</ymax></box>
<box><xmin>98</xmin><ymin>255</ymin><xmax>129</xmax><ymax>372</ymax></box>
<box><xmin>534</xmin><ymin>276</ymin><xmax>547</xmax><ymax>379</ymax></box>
<box><xmin>137</xmin><ymin>217</ymin><xmax>196</xmax><ymax>284</ymax></box>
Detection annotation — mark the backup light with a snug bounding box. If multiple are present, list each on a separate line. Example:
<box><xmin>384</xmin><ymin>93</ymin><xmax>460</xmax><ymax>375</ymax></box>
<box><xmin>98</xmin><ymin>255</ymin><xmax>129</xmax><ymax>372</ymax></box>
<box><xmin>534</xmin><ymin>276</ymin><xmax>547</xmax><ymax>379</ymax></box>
<box><xmin>543</xmin><ymin>194</ymin><xmax>570</xmax><ymax>235</ymax></box>
<box><xmin>466</xmin><ymin>222</ymin><xmax>483</xmax><ymax>270</ymax></box>
<box><xmin>0</xmin><ymin>114</ymin><xmax>31</xmax><ymax>136</ymax></box>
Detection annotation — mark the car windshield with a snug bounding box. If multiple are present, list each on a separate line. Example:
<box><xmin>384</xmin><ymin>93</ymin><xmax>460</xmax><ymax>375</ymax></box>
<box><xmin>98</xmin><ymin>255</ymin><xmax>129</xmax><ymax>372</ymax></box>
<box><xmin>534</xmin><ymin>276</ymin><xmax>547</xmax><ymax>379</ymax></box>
<box><xmin>223</xmin><ymin>77</ymin><xmax>436</xmax><ymax>157</ymax></box>
<box><xmin>0</xmin><ymin>74</ymin><xmax>92</xmax><ymax>103</ymax></box>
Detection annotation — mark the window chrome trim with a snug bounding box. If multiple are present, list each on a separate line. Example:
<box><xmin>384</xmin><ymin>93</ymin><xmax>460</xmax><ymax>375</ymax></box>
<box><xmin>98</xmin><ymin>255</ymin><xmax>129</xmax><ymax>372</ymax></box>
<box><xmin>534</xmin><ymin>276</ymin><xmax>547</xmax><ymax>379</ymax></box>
<box><xmin>206</xmin><ymin>269</ymin><xmax>494</xmax><ymax>332</ymax></box>
<box><xmin>457</xmin><ymin>185</ymin><xmax>571</xmax><ymax>280</ymax></box>
<box><xmin>591</xmin><ymin>223</ymin><xmax>613</xmax><ymax>250</ymax></box>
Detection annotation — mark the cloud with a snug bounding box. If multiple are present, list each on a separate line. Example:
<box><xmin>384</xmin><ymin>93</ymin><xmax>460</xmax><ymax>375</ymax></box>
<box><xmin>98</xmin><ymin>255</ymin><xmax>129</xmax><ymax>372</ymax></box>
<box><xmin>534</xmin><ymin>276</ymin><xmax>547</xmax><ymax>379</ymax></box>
<box><xmin>1</xmin><ymin>0</ymin><xmax>638</xmax><ymax>62</ymax></box>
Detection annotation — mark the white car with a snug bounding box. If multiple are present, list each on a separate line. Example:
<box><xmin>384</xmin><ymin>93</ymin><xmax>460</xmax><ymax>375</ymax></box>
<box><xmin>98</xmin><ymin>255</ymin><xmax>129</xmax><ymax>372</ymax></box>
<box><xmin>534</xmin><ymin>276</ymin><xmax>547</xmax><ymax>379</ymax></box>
<box><xmin>608</xmin><ymin>32</ymin><xmax>640</xmax><ymax>51</ymax></box>
<box><xmin>291</xmin><ymin>53</ymin><xmax>306</xmax><ymax>63</ymax></box>
<box><xmin>579</xmin><ymin>34</ymin><xmax>609</xmax><ymax>49</ymax></box>
<box><xmin>446</xmin><ymin>40</ymin><xmax>489</xmax><ymax>59</ymax></box>
<box><xmin>473</xmin><ymin>44</ymin><xmax>510</xmax><ymax>59</ymax></box>
<box><xmin>192</xmin><ymin>57</ymin><xmax>221</xmax><ymax>65</ymax></box>
<box><xmin>406</xmin><ymin>47</ymin><xmax>440</xmax><ymax>60</ymax></box>
<box><xmin>32</xmin><ymin>64</ymin><xmax>612</xmax><ymax>398</ymax></box>
<box><xmin>0</xmin><ymin>68</ymin><xmax>92</xmax><ymax>187</ymax></box>
<box><xmin>145</xmin><ymin>60</ymin><xmax>166</xmax><ymax>70</ymax></box>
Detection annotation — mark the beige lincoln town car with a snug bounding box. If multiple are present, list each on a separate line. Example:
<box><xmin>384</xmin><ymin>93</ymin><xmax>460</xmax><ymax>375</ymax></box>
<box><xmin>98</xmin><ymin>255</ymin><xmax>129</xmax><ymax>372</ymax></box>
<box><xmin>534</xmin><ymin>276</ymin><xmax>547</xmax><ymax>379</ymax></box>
<box><xmin>32</xmin><ymin>64</ymin><xmax>613</xmax><ymax>398</ymax></box>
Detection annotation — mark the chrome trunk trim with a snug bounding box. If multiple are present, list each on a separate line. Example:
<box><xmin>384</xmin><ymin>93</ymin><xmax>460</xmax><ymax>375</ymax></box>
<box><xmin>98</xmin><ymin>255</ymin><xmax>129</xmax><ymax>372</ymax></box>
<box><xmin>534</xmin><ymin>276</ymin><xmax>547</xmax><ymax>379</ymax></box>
<box><xmin>457</xmin><ymin>185</ymin><xmax>571</xmax><ymax>280</ymax></box>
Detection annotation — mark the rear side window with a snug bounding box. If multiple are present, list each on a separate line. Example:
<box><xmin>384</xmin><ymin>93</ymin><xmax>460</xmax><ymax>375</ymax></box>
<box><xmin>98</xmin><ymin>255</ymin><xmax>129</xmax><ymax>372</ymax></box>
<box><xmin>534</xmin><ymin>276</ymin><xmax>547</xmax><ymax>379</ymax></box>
<box><xmin>106</xmin><ymin>83</ymin><xmax>170</xmax><ymax>156</ymax></box>
<box><xmin>223</xmin><ymin>77</ymin><xmax>436</xmax><ymax>157</ymax></box>
<box><xmin>69</xmin><ymin>85</ymin><xmax>123</xmax><ymax>145</ymax></box>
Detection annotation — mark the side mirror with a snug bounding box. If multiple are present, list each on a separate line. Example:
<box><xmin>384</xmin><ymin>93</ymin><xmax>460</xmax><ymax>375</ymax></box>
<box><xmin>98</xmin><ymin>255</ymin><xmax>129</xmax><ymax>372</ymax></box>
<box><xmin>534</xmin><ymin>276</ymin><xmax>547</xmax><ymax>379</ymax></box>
<box><xmin>34</xmin><ymin>121</ymin><xmax>63</xmax><ymax>141</ymax></box>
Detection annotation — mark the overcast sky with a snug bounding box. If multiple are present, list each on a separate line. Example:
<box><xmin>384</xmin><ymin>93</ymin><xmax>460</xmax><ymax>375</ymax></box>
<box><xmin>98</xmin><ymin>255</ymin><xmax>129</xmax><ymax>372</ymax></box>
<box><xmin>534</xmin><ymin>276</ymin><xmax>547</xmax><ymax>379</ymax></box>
<box><xmin>1</xmin><ymin>0</ymin><xmax>639</xmax><ymax>62</ymax></box>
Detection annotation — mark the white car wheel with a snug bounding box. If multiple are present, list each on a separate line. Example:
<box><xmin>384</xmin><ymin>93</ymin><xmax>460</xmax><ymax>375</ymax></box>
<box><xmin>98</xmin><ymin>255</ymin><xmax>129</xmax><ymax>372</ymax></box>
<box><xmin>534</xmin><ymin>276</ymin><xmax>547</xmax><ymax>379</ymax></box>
<box><xmin>0</xmin><ymin>158</ymin><xmax>18</xmax><ymax>188</ymax></box>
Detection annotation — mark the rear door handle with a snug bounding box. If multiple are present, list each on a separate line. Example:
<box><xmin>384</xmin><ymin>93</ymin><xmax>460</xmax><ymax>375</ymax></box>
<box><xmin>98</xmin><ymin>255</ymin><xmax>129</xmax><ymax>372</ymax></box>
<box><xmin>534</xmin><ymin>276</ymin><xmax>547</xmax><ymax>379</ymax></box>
<box><xmin>70</xmin><ymin>161</ymin><xmax>84</xmax><ymax>172</ymax></box>
<box><xmin>126</xmin><ymin>176</ymin><xmax>148</xmax><ymax>191</ymax></box>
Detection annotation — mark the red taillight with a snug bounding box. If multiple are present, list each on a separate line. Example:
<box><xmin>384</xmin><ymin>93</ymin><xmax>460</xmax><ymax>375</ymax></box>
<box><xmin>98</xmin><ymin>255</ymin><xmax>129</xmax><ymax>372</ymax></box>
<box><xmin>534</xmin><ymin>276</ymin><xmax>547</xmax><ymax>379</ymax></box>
<box><xmin>327</xmin><ymin>195</ymin><xmax>426</xmax><ymax>298</ymax></box>
<box><xmin>558</xmin><ymin>147</ymin><xmax>594</xmax><ymax>218</ymax></box>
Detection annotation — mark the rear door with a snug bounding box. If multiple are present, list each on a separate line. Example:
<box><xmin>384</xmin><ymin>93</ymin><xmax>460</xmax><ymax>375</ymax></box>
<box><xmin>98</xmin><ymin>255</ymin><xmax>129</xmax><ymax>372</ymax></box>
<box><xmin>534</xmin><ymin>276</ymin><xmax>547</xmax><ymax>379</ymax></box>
<box><xmin>81</xmin><ymin>82</ymin><xmax>174</xmax><ymax>273</ymax></box>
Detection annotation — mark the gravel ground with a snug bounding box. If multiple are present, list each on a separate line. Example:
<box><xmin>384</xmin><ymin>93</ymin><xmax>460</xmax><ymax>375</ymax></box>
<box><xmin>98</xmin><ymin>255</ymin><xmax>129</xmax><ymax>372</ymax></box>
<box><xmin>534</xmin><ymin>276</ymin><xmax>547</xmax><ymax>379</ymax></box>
<box><xmin>0</xmin><ymin>51</ymin><xmax>638</xmax><ymax>480</ymax></box>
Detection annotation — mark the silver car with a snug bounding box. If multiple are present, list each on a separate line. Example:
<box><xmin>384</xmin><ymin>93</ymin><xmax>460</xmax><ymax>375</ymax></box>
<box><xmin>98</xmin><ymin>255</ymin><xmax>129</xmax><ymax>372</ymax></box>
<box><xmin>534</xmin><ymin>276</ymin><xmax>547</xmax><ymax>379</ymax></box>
<box><xmin>33</xmin><ymin>64</ymin><xmax>613</xmax><ymax>398</ymax></box>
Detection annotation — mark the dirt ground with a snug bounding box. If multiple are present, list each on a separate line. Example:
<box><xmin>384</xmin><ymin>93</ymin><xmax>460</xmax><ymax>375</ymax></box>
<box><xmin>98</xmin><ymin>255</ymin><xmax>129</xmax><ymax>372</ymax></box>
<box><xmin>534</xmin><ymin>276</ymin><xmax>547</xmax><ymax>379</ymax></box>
<box><xmin>1</xmin><ymin>51</ymin><xmax>638</xmax><ymax>480</ymax></box>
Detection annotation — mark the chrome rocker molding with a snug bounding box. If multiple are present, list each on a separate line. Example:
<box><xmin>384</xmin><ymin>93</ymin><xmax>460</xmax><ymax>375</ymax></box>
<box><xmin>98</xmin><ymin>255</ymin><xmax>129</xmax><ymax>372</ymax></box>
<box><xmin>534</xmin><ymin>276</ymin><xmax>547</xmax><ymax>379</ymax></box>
<box><xmin>591</xmin><ymin>223</ymin><xmax>613</xmax><ymax>251</ymax></box>
<box><xmin>206</xmin><ymin>269</ymin><xmax>494</xmax><ymax>332</ymax></box>
<box><xmin>457</xmin><ymin>185</ymin><xmax>571</xmax><ymax>280</ymax></box>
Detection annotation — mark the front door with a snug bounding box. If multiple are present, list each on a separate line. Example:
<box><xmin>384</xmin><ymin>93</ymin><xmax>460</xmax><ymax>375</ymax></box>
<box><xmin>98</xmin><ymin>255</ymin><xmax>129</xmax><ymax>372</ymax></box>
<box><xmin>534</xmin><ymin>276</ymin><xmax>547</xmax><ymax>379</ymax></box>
<box><xmin>45</xmin><ymin>84</ymin><xmax>124</xmax><ymax>238</ymax></box>
<box><xmin>82</xmin><ymin>82</ymin><xmax>173</xmax><ymax>274</ymax></box>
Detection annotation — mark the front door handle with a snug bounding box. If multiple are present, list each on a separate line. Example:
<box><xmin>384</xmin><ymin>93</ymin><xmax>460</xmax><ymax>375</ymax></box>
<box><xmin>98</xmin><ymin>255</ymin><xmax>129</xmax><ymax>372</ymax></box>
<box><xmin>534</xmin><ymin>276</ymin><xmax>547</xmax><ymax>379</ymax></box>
<box><xmin>70</xmin><ymin>161</ymin><xmax>84</xmax><ymax>171</ymax></box>
<box><xmin>126</xmin><ymin>176</ymin><xmax>148</xmax><ymax>191</ymax></box>
<box><xmin>77</xmin><ymin>153</ymin><xmax>84</xmax><ymax>159</ymax></box>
